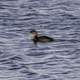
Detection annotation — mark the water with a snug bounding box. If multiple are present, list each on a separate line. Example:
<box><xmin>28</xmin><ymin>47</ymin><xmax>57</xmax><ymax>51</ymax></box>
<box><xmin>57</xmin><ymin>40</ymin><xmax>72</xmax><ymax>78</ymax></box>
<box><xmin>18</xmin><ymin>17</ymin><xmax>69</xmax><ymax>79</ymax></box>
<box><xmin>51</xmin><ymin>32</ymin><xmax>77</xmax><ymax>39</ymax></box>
<box><xmin>0</xmin><ymin>0</ymin><xmax>80</xmax><ymax>80</ymax></box>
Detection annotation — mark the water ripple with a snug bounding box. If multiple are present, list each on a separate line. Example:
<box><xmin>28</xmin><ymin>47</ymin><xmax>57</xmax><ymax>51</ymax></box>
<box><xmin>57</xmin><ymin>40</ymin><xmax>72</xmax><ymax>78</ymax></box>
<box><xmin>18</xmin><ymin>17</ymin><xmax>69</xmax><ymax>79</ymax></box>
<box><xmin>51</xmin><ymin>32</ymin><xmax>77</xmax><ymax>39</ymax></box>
<box><xmin>0</xmin><ymin>0</ymin><xmax>80</xmax><ymax>80</ymax></box>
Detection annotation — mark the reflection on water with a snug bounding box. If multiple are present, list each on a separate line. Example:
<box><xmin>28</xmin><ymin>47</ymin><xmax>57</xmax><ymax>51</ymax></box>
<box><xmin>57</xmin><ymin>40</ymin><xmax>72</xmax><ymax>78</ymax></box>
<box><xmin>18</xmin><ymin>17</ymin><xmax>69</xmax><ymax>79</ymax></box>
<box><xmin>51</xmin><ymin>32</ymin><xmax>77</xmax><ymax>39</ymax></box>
<box><xmin>0</xmin><ymin>0</ymin><xmax>80</xmax><ymax>80</ymax></box>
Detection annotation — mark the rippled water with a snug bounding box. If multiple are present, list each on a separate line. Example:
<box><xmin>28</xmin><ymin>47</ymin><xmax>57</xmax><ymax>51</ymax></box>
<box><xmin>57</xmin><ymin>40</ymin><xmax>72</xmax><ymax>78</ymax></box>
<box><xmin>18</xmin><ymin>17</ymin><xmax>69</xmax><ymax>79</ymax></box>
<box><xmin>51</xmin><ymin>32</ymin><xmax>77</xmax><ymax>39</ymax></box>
<box><xmin>0</xmin><ymin>0</ymin><xmax>80</xmax><ymax>80</ymax></box>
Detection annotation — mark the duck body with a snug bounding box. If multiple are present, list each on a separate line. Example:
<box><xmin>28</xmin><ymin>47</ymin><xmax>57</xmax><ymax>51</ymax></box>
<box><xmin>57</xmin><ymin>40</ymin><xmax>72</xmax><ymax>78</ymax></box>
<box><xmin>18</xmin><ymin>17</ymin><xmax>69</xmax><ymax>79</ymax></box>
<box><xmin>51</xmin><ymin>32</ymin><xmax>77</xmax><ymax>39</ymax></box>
<box><xmin>33</xmin><ymin>36</ymin><xmax>54</xmax><ymax>42</ymax></box>
<box><xmin>30</xmin><ymin>29</ymin><xmax>54</xmax><ymax>44</ymax></box>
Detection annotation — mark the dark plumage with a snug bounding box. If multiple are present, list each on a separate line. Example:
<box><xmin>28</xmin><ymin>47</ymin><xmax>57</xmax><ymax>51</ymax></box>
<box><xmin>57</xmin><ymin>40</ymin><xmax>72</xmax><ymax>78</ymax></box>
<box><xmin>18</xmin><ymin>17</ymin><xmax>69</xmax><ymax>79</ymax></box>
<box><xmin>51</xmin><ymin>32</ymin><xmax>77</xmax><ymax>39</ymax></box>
<box><xmin>30</xmin><ymin>29</ymin><xmax>54</xmax><ymax>44</ymax></box>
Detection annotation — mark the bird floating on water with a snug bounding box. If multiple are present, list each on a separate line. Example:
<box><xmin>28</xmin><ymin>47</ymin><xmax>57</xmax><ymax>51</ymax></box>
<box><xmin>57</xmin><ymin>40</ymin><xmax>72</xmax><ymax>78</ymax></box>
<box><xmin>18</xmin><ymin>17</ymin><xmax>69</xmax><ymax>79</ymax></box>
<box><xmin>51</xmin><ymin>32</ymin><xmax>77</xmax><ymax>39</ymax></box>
<box><xmin>30</xmin><ymin>29</ymin><xmax>54</xmax><ymax>45</ymax></box>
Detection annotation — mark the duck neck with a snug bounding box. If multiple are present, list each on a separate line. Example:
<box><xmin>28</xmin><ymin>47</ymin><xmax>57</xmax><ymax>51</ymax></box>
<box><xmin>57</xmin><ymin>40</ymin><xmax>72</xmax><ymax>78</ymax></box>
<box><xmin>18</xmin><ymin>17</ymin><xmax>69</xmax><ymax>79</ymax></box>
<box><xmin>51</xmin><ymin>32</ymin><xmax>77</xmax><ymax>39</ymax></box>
<box><xmin>33</xmin><ymin>35</ymin><xmax>38</xmax><ymax>45</ymax></box>
<box><xmin>34</xmin><ymin>35</ymin><xmax>38</xmax><ymax>39</ymax></box>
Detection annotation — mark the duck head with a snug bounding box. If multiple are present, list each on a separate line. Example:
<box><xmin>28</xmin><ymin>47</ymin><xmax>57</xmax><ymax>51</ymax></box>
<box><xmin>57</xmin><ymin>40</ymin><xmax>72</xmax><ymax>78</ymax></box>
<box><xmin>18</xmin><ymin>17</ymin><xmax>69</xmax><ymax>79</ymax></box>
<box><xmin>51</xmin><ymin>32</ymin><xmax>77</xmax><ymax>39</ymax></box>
<box><xmin>30</xmin><ymin>29</ymin><xmax>38</xmax><ymax>37</ymax></box>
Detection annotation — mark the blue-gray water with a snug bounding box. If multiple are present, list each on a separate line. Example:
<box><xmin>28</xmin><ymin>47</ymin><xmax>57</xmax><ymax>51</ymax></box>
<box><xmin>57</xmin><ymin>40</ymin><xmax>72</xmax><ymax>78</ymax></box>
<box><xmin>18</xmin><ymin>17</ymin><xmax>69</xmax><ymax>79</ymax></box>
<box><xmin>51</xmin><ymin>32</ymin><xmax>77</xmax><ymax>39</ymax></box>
<box><xmin>0</xmin><ymin>0</ymin><xmax>80</xmax><ymax>80</ymax></box>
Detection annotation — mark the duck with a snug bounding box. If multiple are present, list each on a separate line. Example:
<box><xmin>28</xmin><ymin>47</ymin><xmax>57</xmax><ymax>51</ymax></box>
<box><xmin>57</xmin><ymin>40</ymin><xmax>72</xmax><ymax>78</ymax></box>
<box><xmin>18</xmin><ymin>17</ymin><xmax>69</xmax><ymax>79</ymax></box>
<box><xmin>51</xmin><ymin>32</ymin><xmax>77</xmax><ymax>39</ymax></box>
<box><xmin>30</xmin><ymin>29</ymin><xmax>54</xmax><ymax>45</ymax></box>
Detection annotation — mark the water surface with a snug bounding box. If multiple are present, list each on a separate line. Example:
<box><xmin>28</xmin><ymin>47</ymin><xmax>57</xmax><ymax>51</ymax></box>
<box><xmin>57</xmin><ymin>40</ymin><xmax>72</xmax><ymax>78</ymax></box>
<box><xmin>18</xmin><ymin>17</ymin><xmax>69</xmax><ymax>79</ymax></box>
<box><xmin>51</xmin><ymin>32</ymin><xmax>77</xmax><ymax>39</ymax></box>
<box><xmin>0</xmin><ymin>0</ymin><xmax>80</xmax><ymax>80</ymax></box>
